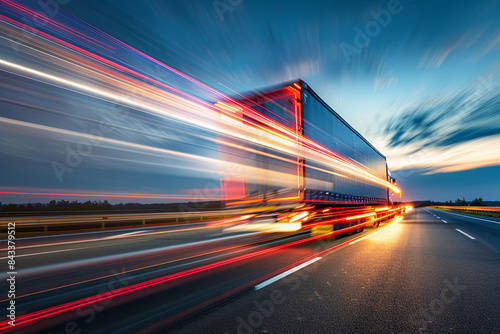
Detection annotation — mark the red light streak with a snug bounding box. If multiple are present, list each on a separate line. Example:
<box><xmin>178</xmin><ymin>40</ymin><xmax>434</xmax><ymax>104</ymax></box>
<box><xmin>0</xmin><ymin>222</ymin><xmax>367</xmax><ymax>330</ymax></box>
<box><xmin>0</xmin><ymin>13</ymin><xmax>216</xmax><ymax>112</ymax></box>
<box><xmin>1</xmin><ymin>0</ymin><xmax>112</xmax><ymax>51</ymax></box>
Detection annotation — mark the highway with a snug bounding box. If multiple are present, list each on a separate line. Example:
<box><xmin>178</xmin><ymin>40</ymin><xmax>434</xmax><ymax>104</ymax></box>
<box><xmin>1</xmin><ymin>208</ymin><xmax>499</xmax><ymax>333</ymax></box>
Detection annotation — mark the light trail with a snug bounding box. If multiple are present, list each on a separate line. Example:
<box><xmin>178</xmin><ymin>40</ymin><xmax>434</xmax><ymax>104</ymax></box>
<box><xmin>348</xmin><ymin>216</ymin><xmax>403</xmax><ymax>245</ymax></box>
<box><xmin>0</xmin><ymin>53</ymin><xmax>398</xmax><ymax>200</ymax></box>
<box><xmin>0</xmin><ymin>54</ymin><xmax>396</xmax><ymax>195</ymax></box>
<box><xmin>0</xmin><ymin>220</ymin><xmax>384</xmax><ymax>330</ymax></box>
<box><xmin>0</xmin><ymin>225</ymin><xmax>208</xmax><ymax>251</ymax></box>
<box><xmin>0</xmin><ymin>2</ymin><xmax>409</xmax><ymax>331</ymax></box>
<box><xmin>0</xmin><ymin>231</ymin><xmax>276</xmax><ymax>304</ymax></box>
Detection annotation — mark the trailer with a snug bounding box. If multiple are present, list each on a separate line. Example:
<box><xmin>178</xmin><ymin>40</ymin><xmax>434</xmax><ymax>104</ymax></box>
<box><xmin>217</xmin><ymin>80</ymin><xmax>399</xmax><ymax>209</ymax></box>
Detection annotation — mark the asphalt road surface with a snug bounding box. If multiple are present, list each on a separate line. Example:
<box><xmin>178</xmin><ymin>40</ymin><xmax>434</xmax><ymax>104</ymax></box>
<box><xmin>1</xmin><ymin>208</ymin><xmax>499</xmax><ymax>333</ymax></box>
<box><xmin>171</xmin><ymin>208</ymin><xmax>500</xmax><ymax>334</ymax></box>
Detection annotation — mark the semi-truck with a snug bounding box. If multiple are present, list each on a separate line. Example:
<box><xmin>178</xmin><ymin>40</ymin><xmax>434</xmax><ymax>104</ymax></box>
<box><xmin>215</xmin><ymin>80</ymin><xmax>401</xmax><ymax>234</ymax></box>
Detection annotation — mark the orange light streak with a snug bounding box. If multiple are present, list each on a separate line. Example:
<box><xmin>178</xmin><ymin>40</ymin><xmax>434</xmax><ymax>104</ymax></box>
<box><xmin>345</xmin><ymin>212</ymin><xmax>376</xmax><ymax>221</ymax></box>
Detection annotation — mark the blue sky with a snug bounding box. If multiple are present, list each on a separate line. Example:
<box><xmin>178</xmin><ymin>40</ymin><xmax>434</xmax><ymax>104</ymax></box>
<box><xmin>0</xmin><ymin>0</ymin><xmax>499</xmax><ymax>202</ymax></box>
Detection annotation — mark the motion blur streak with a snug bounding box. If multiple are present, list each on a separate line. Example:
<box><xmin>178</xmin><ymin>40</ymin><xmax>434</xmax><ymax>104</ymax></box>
<box><xmin>0</xmin><ymin>232</ymin><xmax>274</xmax><ymax>304</ymax></box>
<box><xmin>0</xmin><ymin>0</ymin><xmax>399</xmax><ymax>204</ymax></box>
<box><xmin>0</xmin><ymin>190</ymin><xmax>205</xmax><ymax>200</ymax></box>
<box><xmin>0</xmin><ymin>223</ymin><xmax>353</xmax><ymax>330</ymax></box>
<box><xmin>348</xmin><ymin>217</ymin><xmax>403</xmax><ymax>245</ymax></box>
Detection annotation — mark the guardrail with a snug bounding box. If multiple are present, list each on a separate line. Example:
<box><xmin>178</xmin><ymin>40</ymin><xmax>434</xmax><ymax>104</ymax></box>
<box><xmin>0</xmin><ymin>205</ymin><xmax>285</xmax><ymax>232</ymax></box>
<box><xmin>433</xmin><ymin>206</ymin><xmax>500</xmax><ymax>217</ymax></box>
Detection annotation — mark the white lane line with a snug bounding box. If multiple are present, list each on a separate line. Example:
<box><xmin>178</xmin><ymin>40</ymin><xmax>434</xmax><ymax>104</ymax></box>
<box><xmin>438</xmin><ymin>211</ymin><xmax>500</xmax><ymax>225</ymax></box>
<box><xmin>104</xmin><ymin>231</ymin><xmax>145</xmax><ymax>239</ymax></box>
<box><xmin>349</xmin><ymin>216</ymin><xmax>403</xmax><ymax>245</ymax></box>
<box><xmin>436</xmin><ymin>216</ymin><xmax>440</xmax><ymax>219</ymax></box>
<box><xmin>255</xmin><ymin>257</ymin><xmax>322</xmax><ymax>290</ymax></box>
<box><xmin>442</xmin><ymin>220</ymin><xmax>448</xmax><ymax>224</ymax></box>
<box><xmin>455</xmin><ymin>229</ymin><xmax>476</xmax><ymax>240</ymax></box>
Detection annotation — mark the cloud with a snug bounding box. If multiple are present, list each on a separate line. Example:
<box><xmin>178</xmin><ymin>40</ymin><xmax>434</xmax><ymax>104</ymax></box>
<box><xmin>370</xmin><ymin>71</ymin><xmax>500</xmax><ymax>173</ymax></box>
<box><xmin>384</xmin><ymin>135</ymin><xmax>500</xmax><ymax>174</ymax></box>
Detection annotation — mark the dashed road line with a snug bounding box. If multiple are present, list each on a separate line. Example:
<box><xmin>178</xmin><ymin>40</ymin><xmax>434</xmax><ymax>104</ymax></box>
<box><xmin>455</xmin><ymin>229</ymin><xmax>476</xmax><ymax>240</ymax></box>
<box><xmin>438</xmin><ymin>211</ymin><xmax>500</xmax><ymax>225</ymax></box>
<box><xmin>255</xmin><ymin>257</ymin><xmax>322</xmax><ymax>290</ymax></box>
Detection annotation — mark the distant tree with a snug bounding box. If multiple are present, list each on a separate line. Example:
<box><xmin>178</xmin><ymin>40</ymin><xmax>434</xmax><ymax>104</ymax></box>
<box><xmin>471</xmin><ymin>197</ymin><xmax>484</xmax><ymax>206</ymax></box>
<box><xmin>82</xmin><ymin>200</ymin><xmax>92</xmax><ymax>210</ymax></box>
<box><xmin>101</xmin><ymin>200</ymin><xmax>112</xmax><ymax>210</ymax></box>
<box><xmin>47</xmin><ymin>200</ymin><xmax>56</xmax><ymax>210</ymax></box>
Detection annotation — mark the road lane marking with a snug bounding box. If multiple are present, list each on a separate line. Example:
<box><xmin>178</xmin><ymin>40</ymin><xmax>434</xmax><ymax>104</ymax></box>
<box><xmin>255</xmin><ymin>257</ymin><xmax>322</xmax><ymax>290</ymax></box>
<box><xmin>437</xmin><ymin>211</ymin><xmax>500</xmax><ymax>225</ymax></box>
<box><xmin>0</xmin><ymin>233</ymin><xmax>273</xmax><ymax>304</ymax></box>
<box><xmin>455</xmin><ymin>229</ymin><xmax>475</xmax><ymax>240</ymax></box>
<box><xmin>349</xmin><ymin>216</ymin><xmax>403</xmax><ymax>245</ymax></box>
<box><xmin>442</xmin><ymin>220</ymin><xmax>448</xmax><ymax>223</ymax></box>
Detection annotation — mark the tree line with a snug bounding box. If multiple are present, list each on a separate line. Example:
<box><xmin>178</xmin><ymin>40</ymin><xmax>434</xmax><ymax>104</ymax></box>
<box><xmin>413</xmin><ymin>197</ymin><xmax>498</xmax><ymax>208</ymax></box>
<box><xmin>0</xmin><ymin>199</ymin><xmax>223</xmax><ymax>212</ymax></box>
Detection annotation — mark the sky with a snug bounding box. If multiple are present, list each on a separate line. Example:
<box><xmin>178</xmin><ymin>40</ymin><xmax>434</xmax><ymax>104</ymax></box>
<box><xmin>0</xmin><ymin>0</ymin><xmax>499</xmax><ymax>203</ymax></box>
